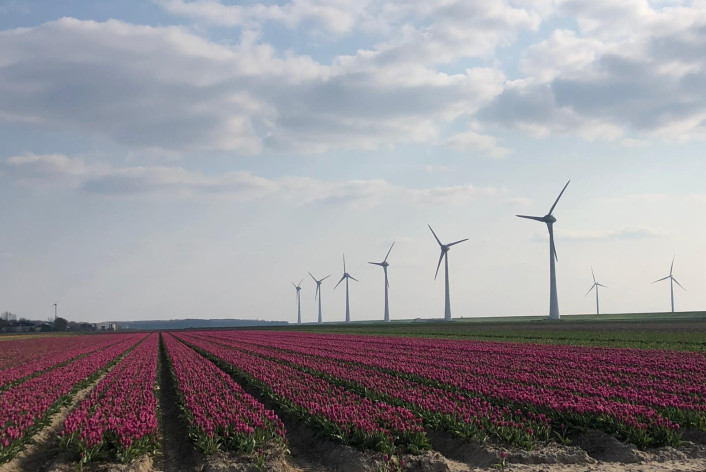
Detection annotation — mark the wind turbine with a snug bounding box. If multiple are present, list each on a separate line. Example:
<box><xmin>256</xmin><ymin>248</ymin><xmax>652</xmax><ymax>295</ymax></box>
<box><xmin>585</xmin><ymin>267</ymin><xmax>607</xmax><ymax>315</ymax></box>
<box><xmin>516</xmin><ymin>180</ymin><xmax>570</xmax><ymax>320</ymax></box>
<box><xmin>52</xmin><ymin>303</ymin><xmax>58</xmax><ymax>321</ymax></box>
<box><xmin>292</xmin><ymin>279</ymin><xmax>303</xmax><ymax>324</ymax></box>
<box><xmin>334</xmin><ymin>254</ymin><xmax>358</xmax><ymax>323</ymax></box>
<box><xmin>309</xmin><ymin>272</ymin><xmax>331</xmax><ymax>323</ymax></box>
<box><xmin>652</xmin><ymin>256</ymin><xmax>685</xmax><ymax>313</ymax></box>
<box><xmin>429</xmin><ymin>225</ymin><xmax>468</xmax><ymax>321</ymax></box>
<box><xmin>368</xmin><ymin>242</ymin><xmax>395</xmax><ymax>322</ymax></box>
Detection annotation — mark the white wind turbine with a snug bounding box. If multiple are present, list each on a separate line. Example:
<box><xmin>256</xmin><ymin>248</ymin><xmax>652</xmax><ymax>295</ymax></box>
<box><xmin>334</xmin><ymin>254</ymin><xmax>359</xmax><ymax>323</ymax></box>
<box><xmin>652</xmin><ymin>256</ymin><xmax>685</xmax><ymax>313</ymax></box>
<box><xmin>429</xmin><ymin>225</ymin><xmax>468</xmax><ymax>322</ymax></box>
<box><xmin>292</xmin><ymin>278</ymin><xmax>303</xmax><ymax>324</ymax></box>
<box><xmin>585</xmin><ymin>267</ymin><xmax>607</xmax><ymax>315</ymax></box>
<box><xmin>516</xmin><ymin>180</ymin><xmax>570</xmax><ymax>320</ymax></box>
<box><xmin>368</xmin><ymin>242</ymin><xmax>395</xmax><ymax>322</ymax></box>
<box><xmin>309</xmin><ymin>272</ymin><xmax>331</xmax><ymax>323</ymax></box>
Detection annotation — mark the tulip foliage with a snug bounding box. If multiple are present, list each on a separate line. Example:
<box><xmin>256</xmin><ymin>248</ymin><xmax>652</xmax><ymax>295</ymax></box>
<box><xmin>188</xmin><ymin>331</ymin><xmax>705</xmax><ymax>449</ymax></box>
<box><xmin>0</xmin><ymin>334</ymin><xmax>135</xmax><ymax>391</ymax></box>
<box><xmin>0</xmin><ymin>334</ymin><xmax>144</xmax><ymax>464</ymax></box>
<box><xmin>162</xmin><ymin>333</ymin><xmax>286</xmax><ymax>455</ymax></box>
<box><xmin>61</xmin><ymin>333</ymin><xmax>160</xmax><ymax>465</ymax></box>
<box><xmin>176</xmin><ymin>333</ymin><xmax>430</xmax><ymax>454</ymax></box>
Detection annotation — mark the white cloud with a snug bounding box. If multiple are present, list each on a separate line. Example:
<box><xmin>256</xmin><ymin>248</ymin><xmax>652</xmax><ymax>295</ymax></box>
<box><xmin>0</xmin><ymin>17</ymin><xmax>510</xmax><ymax>155</ymax></box>
<box><xmin>560</xmin><ymin>226</ymin><xmax>671</xmax><ymax>241</ymax></box>
<box><xmin>481</xmin><ymin>1</ymin><xmax>706</xmax><ymax>142</ymax></box>
<box><xmin>444</xmin><ymin>130</ymin><xmax>510</xmax><ymax>158</ymax></box>
<box><xmin>156</xmin><ymin>0</ymin><xmax>372</xmax><ymax>35</ymax></box>
<box><xmin>1</xmin><ymin>153</ymin><xmax>499</xmax><ymax>206</ymax></box>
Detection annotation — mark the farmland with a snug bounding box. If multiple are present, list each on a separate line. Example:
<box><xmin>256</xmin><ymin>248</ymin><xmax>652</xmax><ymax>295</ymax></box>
<box><xmin>0</xmin><ymin>323</ymin><xmax>705</xmax><ymax>472</ymax></box>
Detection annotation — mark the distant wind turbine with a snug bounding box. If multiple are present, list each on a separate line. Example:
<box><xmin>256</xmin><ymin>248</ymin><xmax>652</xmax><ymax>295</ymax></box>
<box><xmin>652</xmin><ymin>256</ymin><xmax>685</xmax><ymax>313</ymax></box>
<box><xmin>368</xmin><ymin>242</ymin><xmax>395</xmax><ymax>322</ymax></box>
<box><xmin>429</xmin><ymin>225</ymin><xmax>468</xmax><ymax>322</ymax></box>
<box><xmin>292</xmin><ymin>278</ymin><xmax>303</xmax><ymax>324</ymax></box>
<box><xmin>585</xmin><ymin>267</ymin><xmax>607</xmax><ymax>315</ymax></box>
<box><xmin>516</xmin><ymin>180</ymin><xmax>570</xmax><ymax>320</ymax></box>
<box><xmin>52</xmin><ymin>302</ymin><xmax>58</xmax><ymax>321</ymax></box>
<box><xmin>334</xmin><ymin>254</ymin><xmax>359</xmax><ymax>323</ymax></box>
<box><xmin>309</xmin><ymin>272</ymin><xmax>331</xmax><ymax>323</ymax></box>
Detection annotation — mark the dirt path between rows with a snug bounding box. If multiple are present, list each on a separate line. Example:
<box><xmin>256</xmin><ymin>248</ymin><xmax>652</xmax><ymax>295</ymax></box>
<box><xmin>151</xmin><ymin>339</ymin><xmax>204</xmax><ymax>472</ymax></box>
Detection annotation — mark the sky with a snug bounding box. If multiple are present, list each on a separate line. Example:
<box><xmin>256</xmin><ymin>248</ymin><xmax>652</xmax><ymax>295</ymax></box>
<box><xmin>1</xmin><ymin>0</ymin><xmax>705</xmax><ymax>323</ymax></box>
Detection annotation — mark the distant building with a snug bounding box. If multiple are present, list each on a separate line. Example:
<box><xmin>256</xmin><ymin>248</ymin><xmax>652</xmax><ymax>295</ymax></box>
<box><xmin>94</xmin><ymin>322</ymin><xmax>117</xmax><ymax>331</ymax></box>
<box><xmin>35</xmin><ymin>322</ymin><xmax>55</xmax><ymax>332</ymax></box>
<box><xmin>2</xmin><ymin>320</ymin><xmax>35</xmax><ymax>333</ymax></box>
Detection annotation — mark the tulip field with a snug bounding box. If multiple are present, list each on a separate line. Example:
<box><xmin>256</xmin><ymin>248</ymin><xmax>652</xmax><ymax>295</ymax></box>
<box><xmin>0</xmin><ymin>326</ymin><xmax>705</xmax><ymax>471</ymax></box>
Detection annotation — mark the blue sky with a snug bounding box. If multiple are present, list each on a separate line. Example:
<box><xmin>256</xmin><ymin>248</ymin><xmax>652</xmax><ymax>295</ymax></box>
<box><xmin>1</xmin><ymin>0</ymin><xmax>705</xmax><ymax>323</ymax></box>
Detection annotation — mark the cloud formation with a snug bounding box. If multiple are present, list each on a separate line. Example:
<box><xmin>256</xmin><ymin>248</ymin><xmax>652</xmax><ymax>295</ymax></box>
<box><xmin>560</xmin><ymin>226</ymin><xmax>670</xmax><ymax>241</ymax></box>
<box><xmin>481</xmin><ymin>1</ymin><xmax>706</xmax><ymax>141</ymax></box>
<box><xmin>1</xmin><ymin>153</ymin><xmax>499</xmax><ymax>206</ymax></box>
<box><xmin>0</xmin><ymin>16</ymin><xmax>513</xmax><ymax>155</ymax></box>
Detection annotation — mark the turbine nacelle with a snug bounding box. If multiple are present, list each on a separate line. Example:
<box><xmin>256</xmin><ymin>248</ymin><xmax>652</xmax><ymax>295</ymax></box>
<box><xmin>369</xmin><ymin>242</ymin><xmax>394</xmax><ymax>270</ymax></box>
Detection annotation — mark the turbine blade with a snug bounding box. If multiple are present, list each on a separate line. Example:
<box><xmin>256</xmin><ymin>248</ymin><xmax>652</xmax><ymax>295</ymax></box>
<box><xmin>334</xmin><ymin>275</ymin><xmax>345</xmax><ymax>289</ymax></box>
<box><xmin>548</xmin><ymin>224</ymin><xmax>558</xmax><ymax>262</ymax></box>
<box><xmin>343</xmin><ymin>254</ymin><xmax>346</xmax><ymax>272</ymax></box>
<box><xmin>516</xmin><ymin>215</ymin><xmax>545</xmax><ymax>222</ymax></box>
<box><xmin>548</xmin><ymin>180</ymin><xmax>570</xmax><ymax>215</ymax></box>
<box><xmin>321</xmin><ymin>275</ymin><xmax>331</xmax><ymax>282</ymax></box>
<box><xmin>368</xmin><ymin>261</ymin><xmax>384</xmax><ymax>266</ymax></box>
<box><xmin>591</xmin><ymin>266</ymin><xmax>596</xmax><ymax>284</ymax></box>
<box><xmin>428</xmin><ymin>224</ymin><xmax>442</xmax><ymax>246</ymax></box>
<box><xmin>652</xmin><ymin>276</ymin><xmax>670</xmax><ymax>283</ymax></box>
<box><xmin>670</xmin><ymin>255</ymin><xmax>675</xmax><ymax>276</ymax></box>
<box><xmin>448</xmin><ymin>238</ymin><xmax>468</xmax><ymax>247</ymax></box>
<box><xmin>292</xmin><ymin>282</ymin><xmax>297</xmax><ymax>288</ymax></box>
<box><xmin>434</xmin><ymin>251</ymin><xmax>444</xmax><ymax>280</ymax></box>
<box><xmin>384</xmin><ymin>242</ymin><xmax>395</xmax><ymax>263</ymax></box>
<box><xmin>350</xmin><ymin>275</ymin><xmax>359</xmax><ymax>282</ymax></box>
<box><xmin>585</xmin><ymin>285</ymin><xmax>596</xmax><ymax>297</ymax></box>
<box><xmin>672</xmin><ymin>277</ymin><xmax>686</xmax><ymax>290</ymax></box>
<box><xmin>299</xmin><ymin>278</ymin><xmax>303</xmax><ymax>286</ymax></box>
<box><xmin>309</xmin><ymin>272</ymin><xmax>317</xmax><ymax>282</ymax></box>
<box><xmin>597</xmin><ymin>283</ymin><xmax>608</xmax><ymax>288</ymax></box>
<box><xmin>315</xmin><ymin>284</ymin><xmax>319</xmax><ymax>299</ymax></box>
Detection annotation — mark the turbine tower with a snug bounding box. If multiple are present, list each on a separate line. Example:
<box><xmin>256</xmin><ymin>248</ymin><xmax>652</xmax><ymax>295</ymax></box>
<box><xmin>334</xmin><ymin>254</ymin><xmax>358</xmax><ymax>323</ymax></box>
<box><xmin>309</xmin><ymin>272</ymin><xmax>331</xmax><ymax>323</ymax></box>
<box><xmin>428</xmin><ymin>225</ymin><xmax>468</xmax><ymax>321</ymax></box>
<box><xmin>585</xmin><ymin>267</ymin><xmax>607</xmax><ymax>315</ymax></box>
<box><xmin>652</xmin><ymin>256</ymin><xmax>685</xmax><ymax>313</ymax></box>
<box><xmin>368</xmin><ymin>242</ymin><xmax>395</xmax><ymax>322</ymax></box>
<box><xmin>517</xmin><ymin>180</ymin><xmax>570</xmax><ymax>320</ymax></box>
<box><xmin>292</xmin><ymin>278</ymin><xmax>303</xmax><ymax>324</ymax></box>
<box><xmin>52</xmin><ymin>303</ymin><xmax>58</xmax><ymax>321</ymax></box>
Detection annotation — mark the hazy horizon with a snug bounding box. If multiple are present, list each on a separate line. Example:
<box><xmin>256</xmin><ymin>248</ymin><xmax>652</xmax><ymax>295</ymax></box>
<box><xmin>1</xmin><ymin>1</ymin><xmax>705</xmax><ymax>323</ymax></box>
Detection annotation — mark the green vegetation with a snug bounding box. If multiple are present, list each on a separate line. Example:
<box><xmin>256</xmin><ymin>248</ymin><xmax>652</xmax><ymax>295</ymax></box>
<box><xmin>257</xmin><ymin>311</ymin><xmax>706</xmax><ymax>351</ymax></box>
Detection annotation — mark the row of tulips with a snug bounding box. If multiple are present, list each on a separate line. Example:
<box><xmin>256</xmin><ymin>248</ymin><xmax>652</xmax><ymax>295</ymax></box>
<box><xmin>187</xmin><ymin>332</ymin><xmax>551</xmax><ymax>448</ymax></box>
<box><xmin>199</xmin><ymin>331</ymin><xmax>697</xmax><ymax>447</ymax></box>
<box><xmin>224</xmin><ymin>332</ymin><xmax>706</xmax><ymax>402</ymax></box>
<box><xmin>175</xmin><ymin>333</ymin><xmax>430</xmax><ymax>454</ymax></box>
<box><xmin>0</xmin><ymin>334</ymin><xmax>144</xmax><ymax>464</ymax></box>
<box><xmin>0</xmin><ymin>334</ymin><xmax>132</xmax><ymax>391</ymax></box>
<box><xmin>61</xmin><ymin>333</ymin><xmax>160</xmax><ymax>465</ymax></box>
<box><xmin>162</xmin><ymin>333</ymin><xmax>286</xmax><ymax>455</ymax></box>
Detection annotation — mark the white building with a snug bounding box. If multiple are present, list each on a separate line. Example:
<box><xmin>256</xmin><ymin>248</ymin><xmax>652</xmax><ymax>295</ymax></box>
<box><xmin>94</xmin><ymin>322</ymin><xmax>117</xmax><ymax>331</ymax></box>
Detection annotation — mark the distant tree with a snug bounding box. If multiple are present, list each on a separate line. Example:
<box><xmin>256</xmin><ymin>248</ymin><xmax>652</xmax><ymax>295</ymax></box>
<box><xmin>54</xmin><ymin>317</ymin><xmax>68</xmax><ymax>332</ymax></box>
